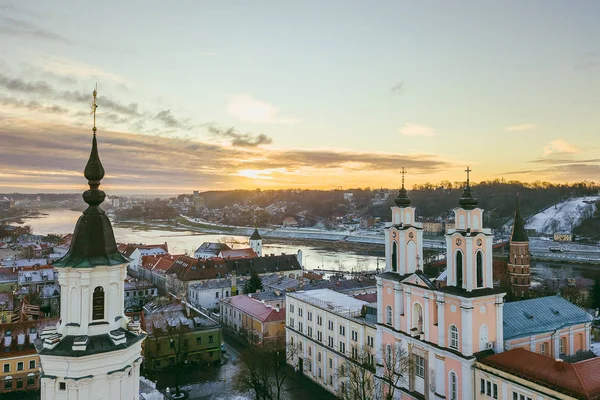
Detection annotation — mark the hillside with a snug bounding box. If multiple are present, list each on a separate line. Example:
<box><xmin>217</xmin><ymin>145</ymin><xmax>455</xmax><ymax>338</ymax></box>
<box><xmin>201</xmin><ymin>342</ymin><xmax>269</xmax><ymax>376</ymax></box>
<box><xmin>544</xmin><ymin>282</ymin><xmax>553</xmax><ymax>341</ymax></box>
<box><xmin>525</xmin><ymin>196</ymin><xmax>599</xmax><ymax>234</ymax></box>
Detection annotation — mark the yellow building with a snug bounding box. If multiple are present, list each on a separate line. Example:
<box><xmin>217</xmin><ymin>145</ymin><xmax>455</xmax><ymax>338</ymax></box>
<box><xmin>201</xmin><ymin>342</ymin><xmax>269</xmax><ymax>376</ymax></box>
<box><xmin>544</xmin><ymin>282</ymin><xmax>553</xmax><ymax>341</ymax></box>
<box><xmin>0</xmin><ymin>318</ymin><xmax>57</xmax><ymax>395</ymax></box>
<box><xmin>554</xmin><ymin>233</ymin><xmax>573</xmax><ymax>242</ymax></box>
<box><xmin>220</xmin><ymin>294</ymin><xmax>286</xmax><ymax>347</ymax></box>
<box><xmin>0</xmin><ymin>293</ymin><xmax>13</xmax><ymax>324</ymax></box>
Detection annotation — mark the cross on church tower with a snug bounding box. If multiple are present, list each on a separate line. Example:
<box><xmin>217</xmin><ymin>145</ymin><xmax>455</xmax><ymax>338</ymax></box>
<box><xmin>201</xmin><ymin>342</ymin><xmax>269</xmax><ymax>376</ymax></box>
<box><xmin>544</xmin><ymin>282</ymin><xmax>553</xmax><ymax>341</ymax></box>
<box><xmin>465</xmin><ymin>166</ymin><xmax>471</xmax><ymax>187</ymax></box>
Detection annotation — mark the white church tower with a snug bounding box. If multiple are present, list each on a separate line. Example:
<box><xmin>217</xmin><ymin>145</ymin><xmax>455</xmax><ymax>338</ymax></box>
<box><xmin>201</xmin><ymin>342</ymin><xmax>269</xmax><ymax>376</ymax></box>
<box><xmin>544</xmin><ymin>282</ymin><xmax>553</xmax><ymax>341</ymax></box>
<box><xmin>249</xmin><ymin>228</ymin><xmax>263</xmax><ymax>257</ymax></box>
<box><xmin>384</xmin><ymin>168</ymin><xmax>424</xmax><ymax>274</ymax></box>
<box><xmin>38</xmin><ymin>88</ymin><xmax>145</xmax><ymax>400</ymax></box>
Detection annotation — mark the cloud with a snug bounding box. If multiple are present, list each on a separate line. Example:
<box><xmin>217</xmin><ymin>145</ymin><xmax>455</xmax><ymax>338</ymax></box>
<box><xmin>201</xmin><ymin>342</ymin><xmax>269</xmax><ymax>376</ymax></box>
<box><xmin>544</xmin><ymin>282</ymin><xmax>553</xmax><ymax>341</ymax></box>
<box><xmin>398</xmin><ymin>123</ymin><xmax>435</xmax><ymax>137</ymax></box>
<box><xmin>0</xmin><ymin>116</ymin><xmax>452</xmax><ymax>193</ymax></box>
<box><xmin>543</xmin><ymin>139</ymin><xmax>579</xmax><ymax>156</ymax></box>
<box><xmin>506</xmin><ymin>123</ymin><xmax>537</xmax><ymax>131</ymax></box>
<box><xmin>38</xmin><ymin>57</ymin><xmax>128</xmax><ymax>86</ymax></box>
<box><xmin>0</xmin><ymin>73</ymin><xmax>141</xmax><ymax>117</ymax></box>
<box><xmin>207</xmin><ymin>125</ymin><xmax>273</xmax><ymax>147</ymax></box>
<box><xmin>391</xmin><ymin>81</ymin><xmax>404</xmax><ymax>95</ymax></box>
<box><xmin>226</xmin><ymin>94</ymin><xmax>300</xmax><ymax>125</ymax></box>
<box><xmin>153</xmin><ymin>110</ymin><xmax>192</xmax><ymax>130</ymax></box>
<box><xmin>0</xmin><ymin>97</ymin><xmax>69</xmax><ymax>114</ymax></box>
<box><xmin>0</xmin><ymin>15</ymin><xmax>71</xmax><ymax>44</ymax></box>
<box><xmin>530</xmin><ymin>157</ymin><xmax>600</xmax><ymax>165</ymax></box>
<box><xmin>0</xmin><ymin>74</ymin><xmax>53</xmax><ymax>94</ymax></box>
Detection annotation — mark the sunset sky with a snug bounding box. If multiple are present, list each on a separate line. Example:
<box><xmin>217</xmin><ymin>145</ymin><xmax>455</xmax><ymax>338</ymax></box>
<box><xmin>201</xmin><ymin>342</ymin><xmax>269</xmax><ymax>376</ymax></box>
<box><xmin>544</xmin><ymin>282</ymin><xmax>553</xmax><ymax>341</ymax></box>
<box><xmin>1</xmin><ymin>1</ymin><xmax>599</xmax><ymax>195</ymax></box>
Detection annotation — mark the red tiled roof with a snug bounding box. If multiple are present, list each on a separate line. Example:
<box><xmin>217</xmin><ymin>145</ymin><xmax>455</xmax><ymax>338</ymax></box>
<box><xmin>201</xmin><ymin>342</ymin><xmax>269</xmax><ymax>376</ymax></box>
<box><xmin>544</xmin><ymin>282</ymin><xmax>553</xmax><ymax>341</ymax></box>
<box><xmin>354</xmin><ymin>293</ymin><xmax>377</xmax><ymax>303</ymax></box>
<box><xmin>225</xmin><ymin>295</ymin><xmax>286</xmax><ymax>323</ymax></box>
<box><xmin>220</xmin><ymin>248</ymin><xmax>257</xmax><ymax>259</ymax></box>
<box><xmin>480</xmin><ymin>348</ymin><xmax>600</xmax><ymax>398</ymax></box>
<box><xmin>151</xmin><ymin>256</ymin><xmax>177</xmax><ymax>273</ymax></box>
<box><xmin>303</xmin><ymin>272</ymin><xmax>324</xmax><ymax>281</ymax></box>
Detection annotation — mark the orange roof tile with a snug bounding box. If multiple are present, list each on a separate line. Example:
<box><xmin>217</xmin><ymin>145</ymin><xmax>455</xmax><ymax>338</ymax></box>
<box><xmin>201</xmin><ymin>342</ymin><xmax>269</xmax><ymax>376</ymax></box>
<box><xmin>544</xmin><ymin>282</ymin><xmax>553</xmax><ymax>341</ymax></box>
<box><xmin>480</xmin><ymin>348</ymin><xmax>600</xmax><ymax>398</ymax></box>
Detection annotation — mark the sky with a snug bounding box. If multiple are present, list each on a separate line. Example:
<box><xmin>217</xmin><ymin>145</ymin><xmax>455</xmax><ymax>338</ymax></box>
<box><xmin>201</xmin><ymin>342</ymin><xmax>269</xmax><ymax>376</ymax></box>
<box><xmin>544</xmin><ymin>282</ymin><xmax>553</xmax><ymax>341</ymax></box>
<box><xmin>1</xmin><ymin>1</ymin><xmax>599</xmax><ymax>195</ymax></box>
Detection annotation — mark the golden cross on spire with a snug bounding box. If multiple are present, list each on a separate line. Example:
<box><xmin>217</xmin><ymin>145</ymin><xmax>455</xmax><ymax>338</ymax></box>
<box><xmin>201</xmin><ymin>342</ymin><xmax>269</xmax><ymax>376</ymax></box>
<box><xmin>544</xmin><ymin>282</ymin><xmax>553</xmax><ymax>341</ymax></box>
<box><xmin>401</xmin><ymin>167</ymin><xmax>406</xmax><ymax>188</ymax></box>
<box><xmin>91</xmin><ymin>83</ymin><xmax>98</xmax><ymax>134</ymax></box>
<box><xmin>465</xmin><ymin>166</ymin><xmax>471</xmax><ymax>186</ymax></box>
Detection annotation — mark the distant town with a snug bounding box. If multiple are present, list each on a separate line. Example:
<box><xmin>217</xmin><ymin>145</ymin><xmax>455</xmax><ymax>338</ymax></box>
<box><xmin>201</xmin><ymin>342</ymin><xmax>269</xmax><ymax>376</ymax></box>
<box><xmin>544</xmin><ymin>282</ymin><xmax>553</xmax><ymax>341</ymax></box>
<box><xmin>1</xmin><ymin>177</ymin><xmax>600</xmax><ymax>399</ymax></box>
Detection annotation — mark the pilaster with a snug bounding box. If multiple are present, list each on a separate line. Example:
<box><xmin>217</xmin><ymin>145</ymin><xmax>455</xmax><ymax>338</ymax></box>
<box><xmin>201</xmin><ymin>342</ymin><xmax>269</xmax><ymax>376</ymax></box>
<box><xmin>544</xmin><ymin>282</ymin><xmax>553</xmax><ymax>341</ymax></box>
<box><xmin>394</xmin><ymin>282</ymin><xmax>402</xmax><ymax>331</ymax></box>
<box><xmin>424</xmin><ymin>296</ymin><xmax>430</xmax><ymax>342</ymax></box>
<box><xmin>460</xmin><ymin>300</ymin><xmax>473</xmax><ymax>356</ymax></box>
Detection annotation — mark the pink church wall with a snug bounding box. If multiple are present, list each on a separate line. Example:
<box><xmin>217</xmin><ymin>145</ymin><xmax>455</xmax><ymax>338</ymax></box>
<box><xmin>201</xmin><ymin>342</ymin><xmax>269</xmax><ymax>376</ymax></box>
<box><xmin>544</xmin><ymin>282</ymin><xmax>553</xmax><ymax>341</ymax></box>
<box><xmin>470</xmin><ymin>298</ymin><xmax>499</xmax><ymax>352</ymax></box>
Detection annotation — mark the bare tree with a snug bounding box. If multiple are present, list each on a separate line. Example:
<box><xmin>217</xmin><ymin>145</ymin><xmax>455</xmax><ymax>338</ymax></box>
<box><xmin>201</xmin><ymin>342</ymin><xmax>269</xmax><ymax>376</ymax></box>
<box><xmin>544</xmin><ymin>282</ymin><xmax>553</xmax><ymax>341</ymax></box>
<box><xmin>143</xmin><ymin>321</ymin><xmax>190</xmax><ymax>397</ymax></box>
<box><xmin>234</xmin><ymin>341</ymin><xmax>300</xmax><ymax>400</ymax></box>
<box><xmin>379</xmin><ymin>340</ymin><xmax>411</xmax><ymax>400</ymax></box>
<box><xmin>337</xmin><ymin>345</ymin><xmax>378</xmax><ymax>400</ymax></box>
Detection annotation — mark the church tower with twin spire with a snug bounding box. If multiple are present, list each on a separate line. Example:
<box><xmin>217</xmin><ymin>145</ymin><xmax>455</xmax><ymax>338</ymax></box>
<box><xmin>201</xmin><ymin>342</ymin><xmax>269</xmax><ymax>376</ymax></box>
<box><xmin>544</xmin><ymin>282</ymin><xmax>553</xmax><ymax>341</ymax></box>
<box><xmin>37</xmin><ymin>88</ymin><xmax>145</xmax><ymax>400</ymax></box>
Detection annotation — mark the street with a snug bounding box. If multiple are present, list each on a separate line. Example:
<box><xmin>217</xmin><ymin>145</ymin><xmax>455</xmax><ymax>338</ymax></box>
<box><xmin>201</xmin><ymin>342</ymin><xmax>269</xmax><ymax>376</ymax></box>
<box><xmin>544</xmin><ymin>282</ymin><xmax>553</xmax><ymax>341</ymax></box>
<box><xmin>149</xmin><ymin>335</ymin><xmax>337</xmax><ymax>400</ymax></box>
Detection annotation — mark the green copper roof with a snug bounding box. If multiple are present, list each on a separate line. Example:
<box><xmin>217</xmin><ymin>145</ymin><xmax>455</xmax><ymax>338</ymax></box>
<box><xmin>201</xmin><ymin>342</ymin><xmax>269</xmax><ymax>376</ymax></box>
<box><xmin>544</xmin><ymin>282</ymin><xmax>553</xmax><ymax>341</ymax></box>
<box><xmin>510</xmin><ymin>196</ymin><xmax>528</xmax><ymax>242</ymax></box>
<box><xmin>54</xmin><ymin>134</ymin><xmax>128</xmax><ymax>268</ymax></box>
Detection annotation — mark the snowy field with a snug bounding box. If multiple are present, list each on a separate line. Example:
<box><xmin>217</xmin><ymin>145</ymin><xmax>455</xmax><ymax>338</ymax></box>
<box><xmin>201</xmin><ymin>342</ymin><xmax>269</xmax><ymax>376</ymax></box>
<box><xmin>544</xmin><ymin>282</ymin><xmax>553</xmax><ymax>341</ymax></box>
<box><xmin>525</xmin><ymin>196</ymin><xmax>599</xmax><ymax>234</ymax></box>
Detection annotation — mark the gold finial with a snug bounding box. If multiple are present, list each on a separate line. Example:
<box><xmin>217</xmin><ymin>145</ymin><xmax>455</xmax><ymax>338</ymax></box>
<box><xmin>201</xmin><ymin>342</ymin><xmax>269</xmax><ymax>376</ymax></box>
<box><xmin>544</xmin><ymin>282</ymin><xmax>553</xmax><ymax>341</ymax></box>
<box><xmin>401</xmin><ymin>167</ymin><xmax>406</xmax><ymax>188</ymax></box>
<box><xmin>91</xmin><ymin>83</ymin><xmax>98</xmax><ymax>134</ymax></box>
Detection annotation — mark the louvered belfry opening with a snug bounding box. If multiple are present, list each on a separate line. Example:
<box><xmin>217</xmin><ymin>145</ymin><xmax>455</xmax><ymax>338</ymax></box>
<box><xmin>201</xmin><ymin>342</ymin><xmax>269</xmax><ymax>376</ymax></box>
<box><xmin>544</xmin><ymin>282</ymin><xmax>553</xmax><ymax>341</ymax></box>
<box><xmin>92</xmin><ymin>286</ymin><xmax>105</xmax><ymax>320</ymax></box>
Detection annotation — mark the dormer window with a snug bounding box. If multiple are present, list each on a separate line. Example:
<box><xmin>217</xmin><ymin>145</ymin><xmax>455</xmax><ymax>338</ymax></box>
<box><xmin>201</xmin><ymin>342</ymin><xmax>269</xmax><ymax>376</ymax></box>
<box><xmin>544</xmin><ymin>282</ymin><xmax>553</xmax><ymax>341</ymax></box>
<box><xmin>92</xmin><ymin>286</ymin><xmax>105</xmax><ymax>320</ymax></box>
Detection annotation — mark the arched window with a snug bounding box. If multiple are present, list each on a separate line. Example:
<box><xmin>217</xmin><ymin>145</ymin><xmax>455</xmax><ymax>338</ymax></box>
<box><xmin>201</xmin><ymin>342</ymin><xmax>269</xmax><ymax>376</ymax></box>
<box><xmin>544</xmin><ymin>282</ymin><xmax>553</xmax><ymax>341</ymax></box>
<box><xmin>92</xmin><ymin>286</ymin><xmax>105</xmax><ymax>320</ymax></box>
<box><xmin>413</xmin><ymin>303</ymin><xmax>423</xmax><ymax>333</ymax></box>
<box><xmin>386</xmin><ymin>344</ymin><xmax>392</xmax><ymax>366</ymax></box>
<box><xmin>386</xmin><ymin>306</ymin><xmax>393</xmax><ymax>326</ymax></box>
<box><xmin>455</xmin><ymin>251</ymin><xmax>463</xmax><ymax>287</ymax></box>
<box><xmin>449</xmin><ymin>325</ymin><xmax>459</xmax><ymax>350</ymax></box>
<box><xmin>391</xmin><ymin>241</ymin><xmax>397</xmax><ymax>272</ymax></box>
<box><xmin>476</xmin><ymin>251</ymin><xmax>483</xmax><ymax>288</ymax></box>
<box><xmin>449</xmin><ymin>371</ymin><xmax>457</xmax><ymax>400</ymax></box>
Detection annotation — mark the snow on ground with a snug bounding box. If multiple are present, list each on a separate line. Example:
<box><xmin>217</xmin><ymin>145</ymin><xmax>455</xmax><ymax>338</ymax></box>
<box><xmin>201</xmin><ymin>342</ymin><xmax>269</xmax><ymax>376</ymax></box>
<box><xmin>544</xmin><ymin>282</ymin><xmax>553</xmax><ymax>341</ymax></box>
<box><xmin>592</xmin><ymin>342</ymin><xmax>600</xmax><ymax>357</ymax></box>
<box><xmin>525</xmin><ymin>196</ymin><xmax>599</xmax><ymax>234</ymax></box>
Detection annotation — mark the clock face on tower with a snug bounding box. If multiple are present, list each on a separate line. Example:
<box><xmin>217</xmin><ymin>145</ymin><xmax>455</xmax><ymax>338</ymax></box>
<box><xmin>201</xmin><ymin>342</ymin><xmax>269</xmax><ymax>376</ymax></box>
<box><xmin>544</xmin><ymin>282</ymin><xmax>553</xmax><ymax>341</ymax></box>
<box><xmin>456</xmin><ymin>238</ymin><xmax>462</xmax><ymax>246</ymax></box>
<box><xmin>477</xmin><ymin>238</ymin><xmax>482</xmax><ymax>246</ymax></box>
<box><xmin>392</xmin><ymin>231</ymin><xmax>397</xmax><ymax>238</ymax></box>
<box><xmin>409</xmin><ymin>232</ymin><xmax>414</xmax><ymax>239</ymax></box>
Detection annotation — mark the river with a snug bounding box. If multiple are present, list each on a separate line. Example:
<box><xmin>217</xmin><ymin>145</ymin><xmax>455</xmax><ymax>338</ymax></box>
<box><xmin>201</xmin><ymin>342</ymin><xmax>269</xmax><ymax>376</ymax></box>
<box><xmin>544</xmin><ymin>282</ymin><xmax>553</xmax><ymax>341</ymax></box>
<box><xmin>20</xmin><ymin>209</ymin><xmax>600</xmax><ymax>283</ymax></box>
<box><xmin>21</xmin><ymin>209</ymin><xmax>383</xmax><ymax>272</ymax></box>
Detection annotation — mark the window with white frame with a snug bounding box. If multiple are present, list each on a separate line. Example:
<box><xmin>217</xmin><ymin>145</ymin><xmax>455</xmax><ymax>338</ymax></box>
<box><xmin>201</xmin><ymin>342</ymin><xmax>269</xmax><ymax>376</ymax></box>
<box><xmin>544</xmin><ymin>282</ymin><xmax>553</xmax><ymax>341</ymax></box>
<box><xmin>317</xmin><ymin>331</ymin><xmax>323</xmax><ymax>342</ymax></box>
<box><xmin>298</xmin><ymin>322</ymin><xmax>303</xmax><ymax>333</ymax></box>
<box><xmin>450</xmin><ymin>372</ymin><xmax>457</xmax><ymax>400</ymax></box>
<box><xmin>351</xmin><ymin>346</ymin><xmax>358</xmax><ymax>359</ymax></box>
<box><xmin>512</xmin><ymin>393</ymin><xmax>533</xmax><ymax>400</ymax></box>
<box><xmin>540</xmin><ymin>343</ymin><xmax>546</xmax><ymax>355</ymax></box>
<box><xmin>386</xmin><ymin>344</ymin><xmax>392</xmax><ymax>366</ymax></box>
<box><xmin>317</xmin><ymin>315</ymin><xmax>322</xmax><ymax>325</ymax></box>
<box><xmin>414</xmin><ymin>355</ymin><xmax>425</xmax><ymax>378</ymax></box>
<box><xmin>339</xmin><ymin>325</ymin><xmax>345</xmax><ymax>336</ymax></box>
<box><xmin>351</xmin><ymin>330</ymin><xmax>358</xmax><ymax>341</ymax></box>
<box><xmin>318</xmin><ymin>352</ymin><xmax>321</xmax><ymax>362</ymax></box>
<box><xmin>339</xmin><ymin>341</ymin><xmax>345</xmax><ymax>353</ymax></box>
<box><xmin>449</xmin><ymin>325</ymin><xmax>459</xmax><ymax>349</ymax></box>
<box><xmin>559</xmin><ymin>337</ymin><xmax>565</xmax><ymax>355</ymax></box>
<box><xmin>289</xmin><ymin>318</ymin><xmax>295</xmax><ymax>328</ymax></box>
<box><xmin>480</xmin><ymin>378</ymin><xmax>498</xmax><ymax>399</ymax></box>
<box><xmin>367</xmin><ymin>335</ymin><xmax>374</xmax><ymax>347</ymax></box>
<box><xmin>328</xmin><ymin>320</ymin><xmax>334</xmax><ymax>330</ymax></box>
<box><xmin>308</xmin><ymin>326</ymin><xmax>313</xmax><ymax>337</ymax></box>
<box><xmin>386</xmin><ymin>305</ymin><xmax>393</xmax><ymax>325</ymax></box>
<box><xmin>290</xmin><ymin>304</ymin><xmax>294</xmax><ymax>313</ymax></box>
<box><xmin>298</xmin><ymin>308</ymin><xmax>303</xmax><ymax>317</ymax></box>
<box><xmin>307</xmin><ymin>311</ymin><xmax>312</xmax><ymax>321</ymax></box>
<box><xmin>328</xmin><ymin>336</ymin><xmax>334</xmax><ymax>347</ymax></box>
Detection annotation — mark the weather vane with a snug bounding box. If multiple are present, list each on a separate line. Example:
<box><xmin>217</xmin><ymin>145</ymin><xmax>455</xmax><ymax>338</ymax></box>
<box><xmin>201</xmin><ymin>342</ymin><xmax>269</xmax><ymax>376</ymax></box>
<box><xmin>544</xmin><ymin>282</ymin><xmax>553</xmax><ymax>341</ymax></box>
<box><xmin>91</xmin><ymin>83</ymin><xmax>98</xmax><ymax>134</ymax></box>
